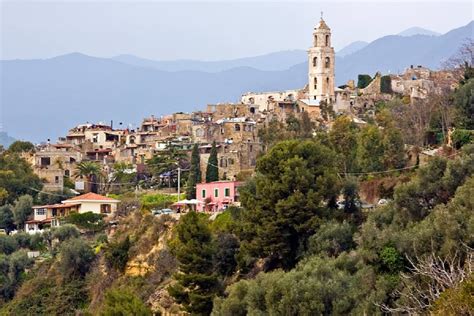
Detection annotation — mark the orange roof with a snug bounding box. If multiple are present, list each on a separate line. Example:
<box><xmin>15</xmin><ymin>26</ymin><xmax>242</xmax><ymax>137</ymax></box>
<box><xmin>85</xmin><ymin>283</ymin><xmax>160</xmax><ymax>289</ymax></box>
<box><xmin>67</xmin><ymin>192</ymin><xmax>118</xmax><ymax>201</ymax></box>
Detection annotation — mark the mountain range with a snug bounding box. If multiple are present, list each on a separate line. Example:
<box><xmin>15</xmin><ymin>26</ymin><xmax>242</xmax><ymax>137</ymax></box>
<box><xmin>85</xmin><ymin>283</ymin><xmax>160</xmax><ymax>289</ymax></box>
<box><xmin>1</xmin><ymin>22</ymin><xmax>472</xmax><ymax>142</ymax></box>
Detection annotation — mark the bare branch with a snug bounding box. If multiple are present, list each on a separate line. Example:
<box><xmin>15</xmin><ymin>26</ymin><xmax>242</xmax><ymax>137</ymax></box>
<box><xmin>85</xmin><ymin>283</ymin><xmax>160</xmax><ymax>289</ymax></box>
<box><xmin>377</xmin><ymin>247</ymin><xmax>473</xmax><ymax>314</ymax></box>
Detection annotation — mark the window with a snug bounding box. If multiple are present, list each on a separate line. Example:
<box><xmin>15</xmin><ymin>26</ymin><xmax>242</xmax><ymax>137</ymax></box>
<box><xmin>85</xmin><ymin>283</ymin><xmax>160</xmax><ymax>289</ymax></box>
<box><xmin>224</xmin><ymin>188</ymin><xmax>230</xmax><ymax>197</ymax></box>
<box><xmin>100</xmin><ymin>204</ymin><xmax>111</xmax><ymax>214</ymax></box>
<box><xmin>325</xmin><ymin>35</ymin><xmax>329</xmax><ymax>46</ymax></box>
<box><xmin>314</xmin><ymin>77</ymin><xmax>318</xmax><ymax>90</ymax></box>
<box><xmin>312</xmin><ymin>57</ymin><xmax>318</xmax><ymax>67</ymax></box>
<box><xmin>36</xmin><ymin>208</ymin><xmax>46</xmax><ymax>216</ymax></box>
<box><xmin>55</xmin><ymin>176</ymin><xmax>59</xmax><ymax>184</ymax></box>
<box><xmin>325</xmin><ymin>57</ymin><xmax>330</xmax><ymax>68</ymax></box>
<box><xmin>234</xmin><ymin>124</ymin><xmax>241</xmax><ymax>131</ymax></box>
<box><xmin>327</xmin><ymin>77</ymin><xmax>330</xmax><ymax>87</ymax></box>
<box><xmin>220</xmin><ymin>158</ymin><xmax>227</xmax><ymax>167</ymax></box>
<box><xmin>214</xmin><ymin>188</ymin><xmax>219</xmax><ymax>198</ymax></box>
<box><xmin>202</xmin><ymin>189</ymin><xmax>206</xmax><ymax>198</ymax></box>
<box><xmin>40</xmin><ymin>157</ymin><xmax>51</xmax><ymax>166</ymax></box>
<box><xmin>314</xmin><ymin>35</ymin><xmax>318</xmax><ymax>45</ymax></box>
<box><xmin>64</xmin><ymin>169</ymin><xmax>70</xmax><ymax>177</ymax></box>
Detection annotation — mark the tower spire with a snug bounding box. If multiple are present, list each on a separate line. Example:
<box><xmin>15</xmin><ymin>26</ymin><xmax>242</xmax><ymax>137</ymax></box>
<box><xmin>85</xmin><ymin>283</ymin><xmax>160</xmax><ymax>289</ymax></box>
<box><xmin>321</xmin><ymin>11</ymin><xmax>323</xmax><ymax>20</ymax></box>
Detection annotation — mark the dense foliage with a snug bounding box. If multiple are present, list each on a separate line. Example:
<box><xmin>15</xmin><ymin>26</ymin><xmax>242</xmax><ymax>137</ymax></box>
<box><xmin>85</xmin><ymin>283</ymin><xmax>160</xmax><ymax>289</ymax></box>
<box><xmin>168</xmin><ymin>211</ymin><xmax>219</xmax><ymax>315</ymax></box>
<box><xmin>206</xmin><ymin>141</ymin><xmax>219</xmax><ymax>182</ymax></box>
<box><xmin>186</xmin><ymin>144</ymin><xmax>202</xmax><ymax>199</ymax></box>
<box><xmin>357</xmin><ymin>74</ymin><xmax>372</xmax><ymax>89</ymax></box>
<box><xmin>0</xmin><ymin>152</ymin><xmax>42</xmax><ymax>204</ymax></box>
<box><xmin>236</xmin><ymin>140</ymin><xmax>340</xmax><ymax>270</ymax></box>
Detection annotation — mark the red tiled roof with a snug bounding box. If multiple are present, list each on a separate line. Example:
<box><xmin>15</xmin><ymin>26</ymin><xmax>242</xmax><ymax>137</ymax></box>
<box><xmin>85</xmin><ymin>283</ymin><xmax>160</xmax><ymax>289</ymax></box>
<box><xmin>67</xmin><ymin>192</ymin><xmax>117</xmax><ymax>201</ymax></box>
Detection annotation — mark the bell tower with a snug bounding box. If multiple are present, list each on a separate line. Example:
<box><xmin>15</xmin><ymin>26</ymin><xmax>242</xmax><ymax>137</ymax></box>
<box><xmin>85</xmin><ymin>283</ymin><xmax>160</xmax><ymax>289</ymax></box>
<box><xmin>308</xmin><ymin>14</ymin><xmax>335</xmax><ymax>103</ymax></box>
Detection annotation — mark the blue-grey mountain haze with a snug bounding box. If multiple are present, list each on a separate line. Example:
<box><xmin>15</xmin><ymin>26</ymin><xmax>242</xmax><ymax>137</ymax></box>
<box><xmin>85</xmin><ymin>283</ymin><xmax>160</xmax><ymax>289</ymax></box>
<box><xmin>1</xmin><ymin>1</ymin><xmax>473</xmax><ymax>142</ymax></box>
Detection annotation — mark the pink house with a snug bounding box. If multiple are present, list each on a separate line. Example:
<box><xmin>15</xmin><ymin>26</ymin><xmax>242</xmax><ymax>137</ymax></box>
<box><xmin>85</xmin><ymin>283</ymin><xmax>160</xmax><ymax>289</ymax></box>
<box><xmin>196</xmin><ymin>181</ymin><xmax>243</xmax><ymax>212</ymax></box>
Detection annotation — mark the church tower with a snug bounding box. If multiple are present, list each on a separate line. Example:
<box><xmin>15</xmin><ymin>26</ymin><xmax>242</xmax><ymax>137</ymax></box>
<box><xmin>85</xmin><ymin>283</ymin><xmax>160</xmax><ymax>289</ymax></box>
<box><xmin>308</xmin><ymin>16</ymin><xmax>335</xmax><ymax>103</ymax></box>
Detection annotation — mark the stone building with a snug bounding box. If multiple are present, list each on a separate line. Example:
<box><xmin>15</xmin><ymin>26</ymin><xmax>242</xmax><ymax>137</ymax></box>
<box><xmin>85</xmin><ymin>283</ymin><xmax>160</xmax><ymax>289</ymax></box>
<box><xmin>28</xmin><ymin>143</ymin><xmax>82</xmax><ymax>191</ymax></box>
<box><xmin>240</xmin><ymin>89</ymin><xmax>306</xmax><ymax>112</ymax></box>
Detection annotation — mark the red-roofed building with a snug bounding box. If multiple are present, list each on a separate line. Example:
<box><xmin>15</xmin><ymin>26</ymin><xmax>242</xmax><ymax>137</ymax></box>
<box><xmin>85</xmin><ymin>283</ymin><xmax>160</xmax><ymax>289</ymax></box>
<box><xmin>25</xmin><ymin>193</ymin><xmax>120</xmax><ymax>234</ymax></box>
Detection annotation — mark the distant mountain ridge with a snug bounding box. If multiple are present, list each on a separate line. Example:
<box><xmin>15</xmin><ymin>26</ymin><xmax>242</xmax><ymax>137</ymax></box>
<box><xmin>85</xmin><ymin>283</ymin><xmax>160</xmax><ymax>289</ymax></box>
<box><xmin>112</xmin><ymin>50</ymin><xmax>308</xmax><ymax>72</ymax></box>
<box><xmin>398</xmin><ymin>27</ymin><xmax>440</xmax><ymax>37</ymax></box>
<box><xmin>337</xmin><ymin>41</ymin><xmax>369</xmax><ymax>57</ymax></box>
<box><xmin>1</xmin><ymin>21</ymin><xmax>472</xmax><ymax>142</ymax></box>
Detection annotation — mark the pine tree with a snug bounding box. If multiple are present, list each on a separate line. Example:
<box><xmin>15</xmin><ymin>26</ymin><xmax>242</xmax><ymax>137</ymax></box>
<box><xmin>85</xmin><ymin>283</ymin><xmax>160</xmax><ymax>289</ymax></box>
<box><xmin>206</xmin><ymin>141</ymin><xmax>219</xmax><ymax>183</ymax></box>
<box><xmin>237</xmin><ymin>140</ymin><xmax>339</xmax><ymax>270</ymax></box>
<box><xmin>186</xmin><ymin>144</ymin><xmax>201</xmax><ymax>199</ymax></box>
<box><xmin>168</xmin><ymin>212</ymin><xmax>219</xmax><ymax>314</ymax></box>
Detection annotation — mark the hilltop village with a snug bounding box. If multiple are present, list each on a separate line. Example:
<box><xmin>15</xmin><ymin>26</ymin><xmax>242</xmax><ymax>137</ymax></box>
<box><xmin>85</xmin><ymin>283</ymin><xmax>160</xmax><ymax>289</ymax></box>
<box><xmin>1</xmin><ymin>14</ymin><xmax>473</xmax><ymax>316</ymax></box>
<box><xmin>27</xmin><ymin>18</ymin><xmax>458</xmax><ymax>197</ymax></box>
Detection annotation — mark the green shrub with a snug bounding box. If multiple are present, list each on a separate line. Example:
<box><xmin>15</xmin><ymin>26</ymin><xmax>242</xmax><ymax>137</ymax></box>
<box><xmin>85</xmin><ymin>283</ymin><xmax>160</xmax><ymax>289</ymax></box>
<box><xmin>101</xmin><ymin>287</ymin><xmax>151</xmax><ymax>316</ymax></box>
<box><xmin>379</xmin><ymin>245</ymin><xmax>404</xmax><ymax>273</ymax></box>
<box><xmin>451</xmin><ymin>129</ymin><xmax>473</xmax><ymax>149</ymax></box>
<box><xmin>307</xmin><ymin>221</ymin><xmax>355</xmax><ymax>257</ymax></box>
<box><xmin>105</xmin><ymin>236</ymin><xmax>131</xmax><ymax>272</ymax></box>
<box><xmin>65</xmin><ymin>212</ymin><xmax>105</xmax><ymax>231</ymax></box>
<box><xmin>357</xmin><ymin>74</ymin><xmax>372</xmax><ymax>89</ymax></box>
<box><xmin>58</xmin><ymin>238</ymin><xmax>95</xmax><ymax>280</ymax></box>
<box><xmin>52</xmin><ymin>224</ymin><xmax>80</xmax><ymax>242</ymax></box>
<box><xmin>0</xmin><ymin>250</ymin><xmax>34</xmax><ymax>302</ymax></box>
<box><xmin>0</xmin><ymin>235</ymin><xmax>19</xmax><ymax>255</ymax></box>
<box><xmin>140</xmin><ymin>193</ymin><xmax>177</xmax><ymax>211</ymax></box>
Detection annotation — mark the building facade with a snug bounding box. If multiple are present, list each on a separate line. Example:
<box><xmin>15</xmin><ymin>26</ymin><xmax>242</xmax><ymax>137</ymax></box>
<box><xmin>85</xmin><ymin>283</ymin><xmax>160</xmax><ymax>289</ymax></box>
<box><xmin>308</xmin><ymin>17</ymin><xmax>335</xmax><ymax>103</ymax></box>
<box><xmin>196</xmin><ymin>181</ymin><xmax>242</xmax><ymax>212</ymax></box>
<box><xmin>25</xmin><ymin>192</ymin><xmax>120</xmax><ymax>234</ymax></box>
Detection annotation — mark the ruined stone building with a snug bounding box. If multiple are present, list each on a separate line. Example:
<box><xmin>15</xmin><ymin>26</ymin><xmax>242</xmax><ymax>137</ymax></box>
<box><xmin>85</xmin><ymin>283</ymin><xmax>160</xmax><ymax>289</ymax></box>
<box><xmin>26</xmin><ymin>143</ymin><xmax>82</xmax><ymax>191</ymax></box>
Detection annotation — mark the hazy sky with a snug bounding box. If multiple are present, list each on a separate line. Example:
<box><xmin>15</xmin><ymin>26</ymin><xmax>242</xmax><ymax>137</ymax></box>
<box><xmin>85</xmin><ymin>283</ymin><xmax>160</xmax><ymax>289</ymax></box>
<box><xmin>1</xmin><ymin>1</ymin><xmax>472</xmax><ymax>61</ymax></box>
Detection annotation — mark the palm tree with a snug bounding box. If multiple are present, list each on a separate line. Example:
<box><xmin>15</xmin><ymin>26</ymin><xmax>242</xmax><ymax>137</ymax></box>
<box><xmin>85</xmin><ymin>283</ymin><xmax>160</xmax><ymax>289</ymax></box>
<box><xmin>147</xmin><ymin>143</ymin><xmax>188</xmax><ymax>188</ymax></box>
<box><xmin>74</xmin><ymin>161</ymin><xmax>102</xmax><ymax>193</ymax></box>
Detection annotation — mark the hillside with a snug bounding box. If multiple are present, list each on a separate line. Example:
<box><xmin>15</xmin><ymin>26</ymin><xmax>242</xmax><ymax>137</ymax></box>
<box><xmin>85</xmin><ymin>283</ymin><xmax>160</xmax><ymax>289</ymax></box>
<box><xmin>1</xmin><ymin>21</ymin><xmax>472</xmax><ymax>142</ymax></box>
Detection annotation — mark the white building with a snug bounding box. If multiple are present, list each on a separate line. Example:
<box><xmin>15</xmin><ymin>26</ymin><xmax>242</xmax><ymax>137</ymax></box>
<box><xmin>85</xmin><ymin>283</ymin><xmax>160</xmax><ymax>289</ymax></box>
<box><xmin>25</xmin><ymin>192</ymin><xmax>120</xmax><ymax>234</ymax></box>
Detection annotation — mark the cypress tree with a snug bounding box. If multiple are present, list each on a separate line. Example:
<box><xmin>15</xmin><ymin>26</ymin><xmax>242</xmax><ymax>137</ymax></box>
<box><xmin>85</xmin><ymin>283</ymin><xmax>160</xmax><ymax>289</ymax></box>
<box><xmin>206</xmin><ymin>141</ymin><xmax>219</xmax><ymax>182</ymax></box>
<box><xmin>186</xmin><ymin>144</ymin><xmax>201</xmax><ymax>199</ymax></box>
<box><xmin>168</xmin><ymin>212</ymin><xmax>218</xmax><ymax>314</ymax></box>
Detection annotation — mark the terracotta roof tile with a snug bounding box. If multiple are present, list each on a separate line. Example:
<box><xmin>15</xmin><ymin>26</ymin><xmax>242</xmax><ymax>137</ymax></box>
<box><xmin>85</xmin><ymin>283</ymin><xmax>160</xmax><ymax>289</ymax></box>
<box><xmin>67</xmin><ymin>192</ymin><xmax>117</xmax><ymax>201</ymax></box>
